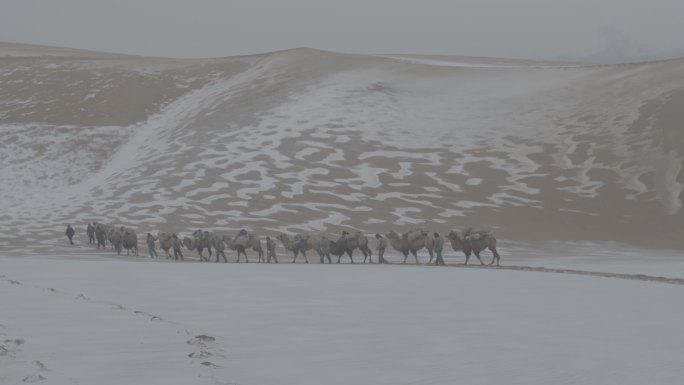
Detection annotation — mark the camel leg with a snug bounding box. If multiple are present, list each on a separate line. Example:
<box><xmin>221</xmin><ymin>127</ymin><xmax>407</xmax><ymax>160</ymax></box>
<box><xmin>292</xmin><ymin>250</ymin><xmax>298</xmax><ymax>263</ymax></box>
<box><xmin>303</xmin><ymin>251</ymin><xmax>309</xmax><ymax>264</ymax></box>
<box><xmin>222</xmin><ymin>251</ymin><xmax>227</xmax><ymax>263</ymax></box>
<box><xmin>347</xmin><ymin>250</ymin><xmax>354</xmax><ymax>264</ymax></box>
<box><xmin>427</xmin><ymin>250</ymin><xmax>433</xmax><ymax>265</ymax></box>
<box><xmin>363</xmin><ymin>248</ymin><xmax>373</xmax><ymax>264</ymax></box>
<box><xmin>402</xmin><ymin>252</ymin><xmax>408</xmax><ymax>264</ymax></box>
<box><xmin>337</xmin><ymin>254</ymin><xmax>342</xmax><ymax>264</ymax></box>
<box><xmin>474</xmin><ymin>250</ymin><xmax>485</xmax><ymax>265</ymax></box>
<box><xmin>326</xmin><ymin>253</ymin><xmax>332</xmax><ymax>264</ymax></box>
<box><xmin>489</xmin><ymin>247</ymin><xmax>500</xmax><ymax>266</ymax></box>
<box><xmin>412</xmin><ymin>250</ymin><xmax>419</xmax><ymax>264</ymax></box>
<box><xmin>243</xmin><ymin>250</ymin><xmax>249</xmax><ymax>263</ymax></box>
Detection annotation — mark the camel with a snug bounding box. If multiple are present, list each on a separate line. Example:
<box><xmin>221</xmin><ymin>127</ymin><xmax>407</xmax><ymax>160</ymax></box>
<box><xmin>276</xmin><ymin>233</ymin><xmax>332</xmax><ymax>264</ymax></box>
<box><xmin>330</xmin><ymin>231</ymin><xmax>372</xmax><ymax>263</ymax></box>
<box><xmin>121</xmin><ymin>228</ymin><xmax>138</xmax><ymax>256</ymax></box>
<box><xmin>106</xmin><ymin>226</ymin><xmax>137</xmax><ymax>256</ymax></box>
<box><xmin>278</xmin><ymin>234</ymin><xmax>312</xmax><ymax>263</ymax></box>
<box><xmin>386</xmin><ymin>229</ymin><xmax>434</xmax><ymax>264</ymax></box>
<box><xmin>183</xmin><ymin>230</ymin><xmax>214</xmax><ymax>261</ymax></box>
<box><xmin>157</xmin><ymin>232</ymin><xmax>173</xmax><ymax>259</ymax></box>
<box><xmin>328</xmin><ymin>238</ymin><xmax>352</xmax><ymax>263</ymax></box>
<box><xmin>222</xmin><ymin>231</ymin><xmax>263</xmax><ymax>263</ymax></box>
<box><xmin>447</xmin><ymin>229</ymin><xmax>500</xmax><ymax>266</ymax></box>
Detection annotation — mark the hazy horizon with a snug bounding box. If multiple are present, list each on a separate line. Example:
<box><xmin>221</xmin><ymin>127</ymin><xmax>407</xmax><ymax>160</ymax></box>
<box><xmin>2</xmin><ymin>0</ymin><xmax>684</xmax><ymax>63</ymax></box>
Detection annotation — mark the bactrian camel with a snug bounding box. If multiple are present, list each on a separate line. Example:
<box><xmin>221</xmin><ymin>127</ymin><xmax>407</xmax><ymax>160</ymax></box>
<box><xmin>183</xmin><ymin>230</ymin><xmax>214</xmax><ymax>261</ymax></box>
<box><xmin>447</xmin><ymin>229</ymin><xmax>500</xmax><ymax>266</ymax></box>
<box><xmin>329</xmin><ymin>231</ymin><xmax>373</xmax><ymax>263</ymax></box>
<box><xmin>278</xmin><ymin>233</ymin><xmax>328</xmax><ymax>263</ymax></box>
<box><xmin>223</xmin><ymin>232</ymin><xmax>264</xmax><ymax>263</ymax></box>
<box><xmin>386</xmin><ymin>229</ymin><xmax>434</xmax><ymax>264</ymax></box>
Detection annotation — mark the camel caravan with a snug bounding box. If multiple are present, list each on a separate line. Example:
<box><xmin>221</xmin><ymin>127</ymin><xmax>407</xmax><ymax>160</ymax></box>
<box><xmin>78</xmin><ymin>222</ymin><xmax>501</xmax><ymax>266</ymax></box>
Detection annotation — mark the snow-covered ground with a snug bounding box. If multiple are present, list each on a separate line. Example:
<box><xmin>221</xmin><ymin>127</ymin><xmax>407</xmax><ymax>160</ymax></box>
<box><xmin>2</xmin><ymin>254</ymin><xmax>683</xmax><ymax>385</ymax></box>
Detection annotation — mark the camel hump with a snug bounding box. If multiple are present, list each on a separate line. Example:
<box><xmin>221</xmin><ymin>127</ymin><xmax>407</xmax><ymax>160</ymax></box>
<box><xmin>404</xmin><ymin>229</ymin><xmax>424</xmax><ymax>243</ymax></box>
<box><xmin>464</xmin><ymin>229</ymin><xmax>494</xmax><ymax>241</ymax></box>
<box><xmin>234</xmin><ymin>234</ymin><xmax>249</xmax><ymax>247</ymax></box>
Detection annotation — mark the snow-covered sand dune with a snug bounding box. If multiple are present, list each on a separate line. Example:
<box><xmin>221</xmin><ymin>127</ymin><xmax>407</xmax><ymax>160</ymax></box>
<box><xmin>2</xmin><ymin>43</ymin><xmax>684</xmax><ymax>253</ymax></box>
<box><xmin>2</xmin><ymin>43</ymin><xmax>684</xmax><ymax>252</ymax></box>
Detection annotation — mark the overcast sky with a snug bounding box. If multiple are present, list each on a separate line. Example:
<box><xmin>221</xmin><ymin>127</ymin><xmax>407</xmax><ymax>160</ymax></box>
<box><xmin>2</xmin><ymin>0</ymin><xmax>683</xmax><ymax>62</ymax></box>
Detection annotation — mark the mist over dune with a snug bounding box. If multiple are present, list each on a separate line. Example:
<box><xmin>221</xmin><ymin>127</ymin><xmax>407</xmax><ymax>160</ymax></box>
<box><xmin>1</xmin><ymin>42</ymin><xmax>683</xmax><ymax>253</ymax></box>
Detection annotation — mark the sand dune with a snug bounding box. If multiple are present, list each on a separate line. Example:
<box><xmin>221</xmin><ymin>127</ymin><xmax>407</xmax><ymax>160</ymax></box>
<box><xmin>1</xmin><ymin>42</ymin><xmax>683</xmax><ymax>253</ymax></box>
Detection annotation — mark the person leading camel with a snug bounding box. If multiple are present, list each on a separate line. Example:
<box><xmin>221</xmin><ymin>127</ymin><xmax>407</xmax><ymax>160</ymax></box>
<box><xmin>147</xmin><ymin>233</ymin><xmax>159</xmax><ymax>258</ymax></box>
<box><xmin>375</xmin><ymin>233</ymin><xmax>389</xmax><ymax>264</ymax></box>
<box><xmin>319</xmin><ymin>235</ymin><xmax>332</xmax><ymax>264</ymax></box>
<box><xmin>266</xmin><ymin>236</ymin><xmax>278</xmax><ymax>263</ymax></box>
<box><xmin>433</xmin><ymin>232</ymin><xmax>445</xmax><ymax>265</ymax></box>
<box><xmin>87</xmin><ymin>223</ymin><xmax>95</xmax><ymax>244</ymax></box>
<box><xmin>171</xmin><ymin>234</ymin><xmax>184</xmax><ymax>261</ymax></box>
<box><xmin>65</xmin><ymin>225</ymin><xmax>75</xmax><ymax>245</ymax></box>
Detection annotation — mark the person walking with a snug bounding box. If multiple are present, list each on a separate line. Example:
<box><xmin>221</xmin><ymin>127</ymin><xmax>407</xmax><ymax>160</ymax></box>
<box><xmin>86</xmin><ymin>223</ymin><xmax>95</xmax><ymax>244</ymax></box>
<box><xmin>319</xmin><ymin>235</ymin><xmax>332</xmax><ymax>264</ymax></box>
<box><xmin>266</xmin><ymin>236</ymin><xmax>278</xmax><ymax>263</ymax></box>
<box><xmin>375</xmin><ymin>233</ymin><xmax>389</xmax><ymax>264</ymax></box>
<box><xmin>65</xmin><ymin>225</ymin><xmax>75</xmax><ymax>245</ymax></box>
<box><xmin>146</xmin><ymin>233</ymin><xmax>159</xmax><ymax>258</ymax></box>
<box><xmin>171</xmin><ymin>234</ymin><xmax>184</xmax><ymax>261</ymax></box>
<box><xmin>433</xmin><ymin>232</ymin><xmax>445</xmax><ymax>265</ymax></box>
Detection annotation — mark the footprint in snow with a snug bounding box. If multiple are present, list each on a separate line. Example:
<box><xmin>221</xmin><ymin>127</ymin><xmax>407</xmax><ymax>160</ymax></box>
<box><xmin>21</xmin><ymin>374</ymin><xmax>46</xmax><ymax>383</ymax></box>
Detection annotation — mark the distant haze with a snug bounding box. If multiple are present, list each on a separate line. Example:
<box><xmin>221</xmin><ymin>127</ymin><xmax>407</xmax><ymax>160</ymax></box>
<box><xmin>2</xmin><ymin>0</ymin><xmax>684</xmax><ymax>62</ymax></box>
